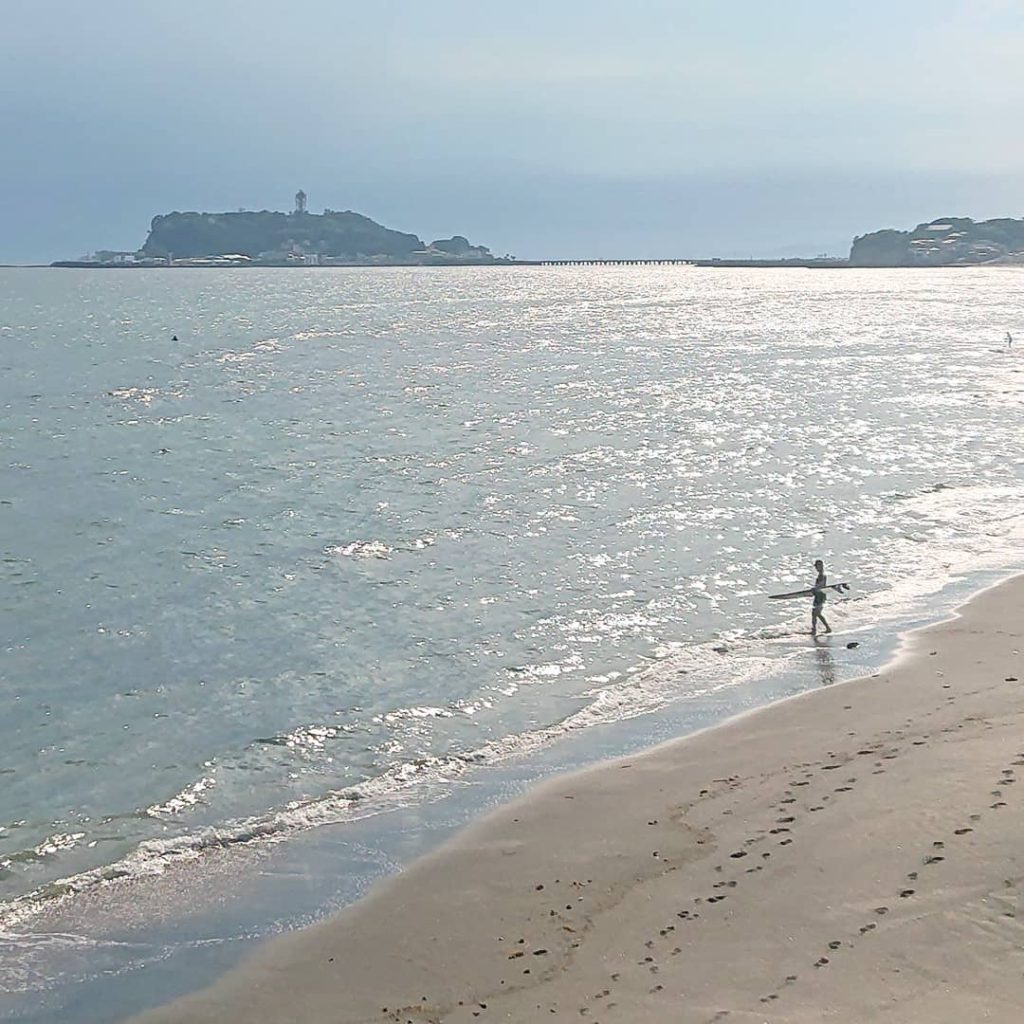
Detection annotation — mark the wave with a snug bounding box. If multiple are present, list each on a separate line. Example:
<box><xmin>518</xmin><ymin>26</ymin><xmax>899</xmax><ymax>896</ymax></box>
<box><xmin>0</xmin><ymin>631</ymin><xmax>793</xmax><ymax>933</ymax></box>
<box><xmin>324</xmin><ymin>533</ymin><xmax>443</xmax><ymax>560</ymax></box>
<box><xmin>325</xmin><ymin>540</ymin><xmax>394</xmax><ymax>559</ymax></box>
<box><xmin>6</xmin><ymin>482</ymin><xmax>1024</xmax><ymax>935</ymax></box>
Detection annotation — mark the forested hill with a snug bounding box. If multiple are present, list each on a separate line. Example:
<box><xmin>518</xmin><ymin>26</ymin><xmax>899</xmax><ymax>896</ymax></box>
<box><xmin>850</xmin><ymin>216</ymin><xmax>1024</xmax><ymax>266</ymax></box>
<box><xmin>140</xmin><ymin>209</ymin><xmax>492</xmax><ymax>262</ymax></box>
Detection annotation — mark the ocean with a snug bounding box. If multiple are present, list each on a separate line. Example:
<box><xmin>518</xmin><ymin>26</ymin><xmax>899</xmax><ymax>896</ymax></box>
<box><xmin>2</xmin><ymin>265</ymin><xmax>1024</xmax><ymax>1018</ymax></box>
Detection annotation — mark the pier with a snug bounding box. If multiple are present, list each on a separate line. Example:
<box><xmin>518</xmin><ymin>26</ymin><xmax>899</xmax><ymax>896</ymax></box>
<box><xmin>533</xmin><ymin>258</ymin><xmax>694</xmax><ymax>266</ymax></box>
<box><xmin>522</xmin><ymin>257</ymin><xmax>848</xmax><ymax>268</ymax></box>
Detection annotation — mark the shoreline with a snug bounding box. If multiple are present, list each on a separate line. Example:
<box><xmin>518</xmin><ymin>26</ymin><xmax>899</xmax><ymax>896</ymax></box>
<box><xmin>133</xmin><ymin>571</ymin><xmax>1024</xmax><ymax>1024</ymax></box>
<box><xmin>4</xmin><ymin>566</ymin><xmax>1016</xmax><ymax>1024</ymax></box>
<box><xmin>34</xmin><ymin>259</ymin><xmax>1024</xmax><ymax>270</ymax></box>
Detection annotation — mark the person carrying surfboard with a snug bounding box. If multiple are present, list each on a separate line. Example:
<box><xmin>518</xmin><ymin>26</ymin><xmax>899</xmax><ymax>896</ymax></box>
<box><xmin>811</xmin><ymin>559</ymin><xmax>831</xmax><ymax>637</ymax></box>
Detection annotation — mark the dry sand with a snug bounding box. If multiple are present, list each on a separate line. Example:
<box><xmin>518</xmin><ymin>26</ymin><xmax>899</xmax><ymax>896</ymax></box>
<box><xmin>137</xmin><ymin>576</ymin><xmax>1024</xmax><ymax>1023</ymax></box>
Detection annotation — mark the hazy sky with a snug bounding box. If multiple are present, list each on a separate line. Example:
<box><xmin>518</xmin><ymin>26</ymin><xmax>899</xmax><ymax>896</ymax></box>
<box><xmin>2</xmin><ymin>0</ymin><xmax>1023</xmax><ymax>261</ymax></box>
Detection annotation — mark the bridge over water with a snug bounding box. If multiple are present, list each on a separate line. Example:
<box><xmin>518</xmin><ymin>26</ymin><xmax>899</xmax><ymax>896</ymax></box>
<box><xmin>531</xmin><ymin>258</ymin><xmax>694</xmax><ymax>266</ymax></box>
<box><xmin>518</xmin><ymin>257</ymin><xmax>848</xmax><ymax>269</ymax></box>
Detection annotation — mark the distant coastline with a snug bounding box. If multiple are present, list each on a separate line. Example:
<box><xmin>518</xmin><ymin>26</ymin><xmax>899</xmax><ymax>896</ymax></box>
<box><xmin>48</xmin><ymin>257</ymin><xmax>845</xmax><ymax>270</ymax></box>
<box><xmin>42</xmin><ymin>256</ymin><xmax>1014</xmax><ymax>271</ymax></box>
<box><xmin>37</xmin><ymin>202</ymin><xmax>1024</xmax><ymax>270</ymax></box>
<box><xmin>48</xmin><ymin>257</ymin><xmax>514</xmax><ymax>269</ymax></box>
<box><xmin>45</xmin><ymin>256</ymin><xmax>845</xmax><ymax>270</ymax></box>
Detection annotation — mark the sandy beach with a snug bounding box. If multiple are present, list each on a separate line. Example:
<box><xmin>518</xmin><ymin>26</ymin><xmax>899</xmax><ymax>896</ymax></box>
<box><xmin>136</xmin><ymin>575</ymin><xmax>1024</xmax><ymax>1024</ymax></box>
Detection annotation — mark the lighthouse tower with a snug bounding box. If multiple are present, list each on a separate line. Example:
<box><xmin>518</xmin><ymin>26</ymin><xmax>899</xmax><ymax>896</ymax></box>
<box><xmin>294</xmin><ymin>190</ymin><xmax>307</xmax><ymax>214</ymax></box>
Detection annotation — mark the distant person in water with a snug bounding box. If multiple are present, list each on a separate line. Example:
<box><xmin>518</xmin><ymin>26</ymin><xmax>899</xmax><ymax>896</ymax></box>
<box><xmin>811</xmin><ymin>559</ymin><xmax>832</xmax><ymax>637</ymax></box>
<box><xmin>1008</xmin><ymin>331</ymin><xmax>1014</xmax><ymax>349</ymax></box>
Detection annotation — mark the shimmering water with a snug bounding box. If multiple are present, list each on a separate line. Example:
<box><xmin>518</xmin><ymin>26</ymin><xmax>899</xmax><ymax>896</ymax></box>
<box><xmin>2</xmin><ymin>265</ymin><xmax>1024</xmax><ymax>947</ymax></box>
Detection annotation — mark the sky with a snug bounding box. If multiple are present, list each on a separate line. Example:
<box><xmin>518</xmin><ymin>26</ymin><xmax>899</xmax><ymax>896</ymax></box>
<box><xmin>1</xmin><ymin>0</ymin><xmax>1023</xmax><ymax>262</ymax></box>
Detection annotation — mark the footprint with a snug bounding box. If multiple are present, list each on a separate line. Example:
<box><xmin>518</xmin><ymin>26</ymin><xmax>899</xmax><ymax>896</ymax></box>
<box><xmin>859</xmin><ymin>922</ymin><xmax>877</xmax><ymax>934</ymax></box>
<box><xmin>924</xmin><ymin>855</ymin><xmax>945</xmax><ymax>865</ymax></box>
<box><xmin>899</xmin><ymin>889</ymin><xmax>915</xmax><ymax>898</ymax></box>
<box><xmin>729</xmin><ymin>850</ymin><xmax>748</xmax><ymax>859</ymax></box>
<box><xmin>828</xmin><ymin>940</ymin><xmax>841</xmax><ymax>950</ymax></box>
<box><xmin>954</xmin><ymin>828</ymin><xmax>973</xmax><ymax>835</ymax></box>
<box><xmin>874</xmin><ymin>906</ymin><xmax>889</xmax><ymax>915</ymax></box>
<box><xmin>814</xmin><ymin>957</ymin><xmax>830</xmax><ymax>968</ymax></box>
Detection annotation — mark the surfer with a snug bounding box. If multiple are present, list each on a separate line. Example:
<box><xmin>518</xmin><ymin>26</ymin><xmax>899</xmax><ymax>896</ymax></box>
<box><xmin>811</xmin><ymin>559</ymin><xmax>831</xmax><ymax>637</ymax></box>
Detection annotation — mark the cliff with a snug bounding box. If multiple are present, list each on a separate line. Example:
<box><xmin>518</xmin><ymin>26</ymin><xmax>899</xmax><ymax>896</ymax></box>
<box><xmin>850</xmin><ymin>216</ymin><xmax>1024</xmax><ymax>267</ymax></box>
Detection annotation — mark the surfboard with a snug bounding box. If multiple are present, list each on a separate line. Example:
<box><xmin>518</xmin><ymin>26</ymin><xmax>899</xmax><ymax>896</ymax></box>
<box><xmin>768</xmin><ymin>583</ymin><xmax>851</xmax><ymax>600</ymax></box>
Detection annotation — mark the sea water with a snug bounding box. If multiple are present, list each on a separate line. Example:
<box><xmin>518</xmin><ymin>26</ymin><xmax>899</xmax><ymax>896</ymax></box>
<box><xmin>2</xmin><ymin>265</ymin><xmax>1024</xmax><ymax>1009</ymax></box>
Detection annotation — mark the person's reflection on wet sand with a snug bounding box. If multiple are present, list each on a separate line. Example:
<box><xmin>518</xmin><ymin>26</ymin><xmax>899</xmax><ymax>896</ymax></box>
<box><xmin>813</xmin><ymin>637</ymin><xmax>836</xmax><ymax>686</ymax></box>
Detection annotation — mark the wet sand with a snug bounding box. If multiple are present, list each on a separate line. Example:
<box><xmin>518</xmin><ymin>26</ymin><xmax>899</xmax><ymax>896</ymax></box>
<box><xmin>136</xmin><ymin>576</ymin><xmax>1024</xmax><ymax>1024</ymax></box>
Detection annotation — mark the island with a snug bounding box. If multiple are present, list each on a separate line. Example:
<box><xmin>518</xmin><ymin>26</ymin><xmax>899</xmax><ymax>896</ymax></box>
<box><xmin>52</xmin><ymin>191</ymin><xmax>509</xmax><ymax>268</ymax></box>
